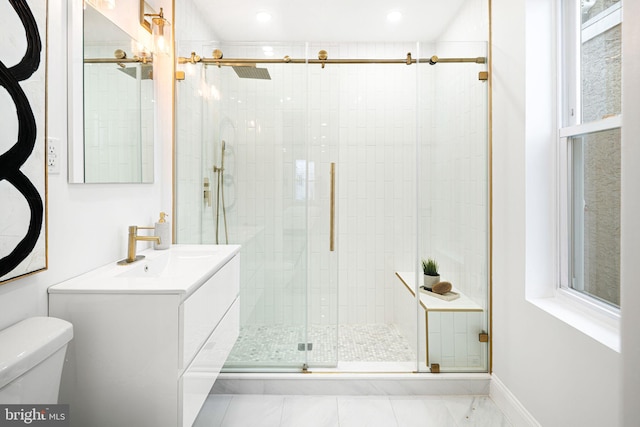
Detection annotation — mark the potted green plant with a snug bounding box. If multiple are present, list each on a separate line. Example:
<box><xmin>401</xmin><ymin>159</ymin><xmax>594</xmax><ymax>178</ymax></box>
<box><xmin>421</xmin><ymin>258</ymin><xmax>440</xmax><ymax>289</ymax></box>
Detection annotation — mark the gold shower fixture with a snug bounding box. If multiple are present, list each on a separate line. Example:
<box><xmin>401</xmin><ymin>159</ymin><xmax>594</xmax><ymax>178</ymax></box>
<box><xmin>84</xmin><ymin>49</ymin><xmax>152</xmax><ymax>65</ymax></box>
<box><xmin>196</xmin><ymin>49</ymin><xmax>271</xmax><ymax>79</ymax></box>
<box><xmin>318</xmin><ymin>50</ymin><xmax>328</xmax><ymax>68</ymax></box>
<box><xmin>141</xmin><ymin>2</ymin><xmax>170</xmax><ymax>54</ymax></box>
<box><xmin>182</xmin><ymin>52</ymin><xmax>202</xmax><ymax>64</ymax></box>
<box><xmin>178</xmin><ymin>49</ymin><xmax>485</xmax><ymax>66</ymax></box>
<box><xmin>176</xmin><ymin>48</ymin><xmax>486</xmax><ymax>73</ymax></box>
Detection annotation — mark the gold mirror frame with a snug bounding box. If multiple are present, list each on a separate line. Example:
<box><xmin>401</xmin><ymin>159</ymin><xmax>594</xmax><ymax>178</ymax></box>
<box><xmin>140</xmin><ymin>1</ymin><xmax>154</xmax><ymax>33</ymax></box>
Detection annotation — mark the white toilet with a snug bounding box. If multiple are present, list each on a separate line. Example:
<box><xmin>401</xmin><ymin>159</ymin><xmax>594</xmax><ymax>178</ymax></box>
<box><xmin>0</xmin><ymin>316</ymin><xmax>73</xmax><ymax>403</ymax></box>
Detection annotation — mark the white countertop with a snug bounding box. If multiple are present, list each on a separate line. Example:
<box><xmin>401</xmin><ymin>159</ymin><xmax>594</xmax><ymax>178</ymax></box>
<box><xmin>48</xmin><ymin>244</ymin><xmax>240</xmax><ymax>299</ymax></box>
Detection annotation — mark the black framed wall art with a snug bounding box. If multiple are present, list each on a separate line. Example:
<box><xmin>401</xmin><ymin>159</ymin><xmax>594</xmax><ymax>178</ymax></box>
<box><xmin>0</xmin><ymin>0</ymin><xmax>47</xmax><ymax>284</ymax></box>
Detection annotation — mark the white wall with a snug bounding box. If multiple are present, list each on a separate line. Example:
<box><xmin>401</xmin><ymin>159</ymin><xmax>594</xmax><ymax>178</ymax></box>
<box><xmin>174</xmin><ymin>0</ymin><xmax>220</xmax><ymax>244</ymax></box>
<box><xmin>439</xmin><ymin>0</ymin><xmax>488</xmax><ymax>41</ymax></box>
<box><xmin>621</xmin><ymin>0</ymin><xmax>640</xmax><ymax>424</ymax></box>
<box><xmin>432</xmin><ymin>0</ymin><xmax>490</xmax><ymax>314</ymax></box>
<box><xmin>0</xmin><ymin>0</ymin><xmax>172</xmax><ymax>330</ymax></box>
<box><xmin>491</xmin><ymin>0</ymin><xmax>623</xmax><ymax>425</ymax></box>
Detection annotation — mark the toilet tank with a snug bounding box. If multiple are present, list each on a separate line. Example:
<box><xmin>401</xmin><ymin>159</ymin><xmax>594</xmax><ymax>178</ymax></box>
<box><xmin>0</xmin><ymin>317</ymin><xmax>73</xmax><ymax>404</ymax></box>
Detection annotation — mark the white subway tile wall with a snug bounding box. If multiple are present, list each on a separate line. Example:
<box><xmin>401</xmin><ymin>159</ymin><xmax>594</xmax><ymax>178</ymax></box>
<box><xmin>175</xmin><ymin>41</ymin><xmax>488</xmax><ymax>355</ymax></box>
<box><xmin>84</xmin><ymin>42</ymin><xmax>154</xmax><ymax>182</ymax></box>
<box><xmin>428</xmin><ymin>311</ymin><xmax>485</xmax><ymax>369</ymax></box>
<box><xmin>424</xmin><ymin>41</ymin><xmax>489</xmax><ymax>318</ymax></box>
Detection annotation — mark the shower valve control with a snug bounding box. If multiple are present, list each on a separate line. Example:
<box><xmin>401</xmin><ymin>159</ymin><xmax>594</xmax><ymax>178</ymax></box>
<box><xmin>203</xmin><ymin>177</ymin><xmax>211</xmax><ymax>207</ymax></box>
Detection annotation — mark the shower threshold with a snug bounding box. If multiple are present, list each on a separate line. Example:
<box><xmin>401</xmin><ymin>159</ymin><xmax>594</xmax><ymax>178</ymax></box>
<box><xmin>211</xmin><ymin>371</ymin><xmax>492</xmax><ymax>396</ymax></box>
<box><xmin>222</xmin><ymin>361</ymin><xmax>420</xmax><ymax>374</ymax></box>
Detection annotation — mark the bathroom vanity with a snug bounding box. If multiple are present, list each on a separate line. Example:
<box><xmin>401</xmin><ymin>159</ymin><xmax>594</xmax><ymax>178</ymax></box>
<box><xmin>48</xmin><ymin>245</ymin><xmax>240</xmax><ymax>427</ymax></box>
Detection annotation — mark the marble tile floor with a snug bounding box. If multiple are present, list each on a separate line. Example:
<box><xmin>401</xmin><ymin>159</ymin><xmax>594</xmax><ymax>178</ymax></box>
<box><xmin>193</xmin><ymin>394</ymin><xmax>513</xmax><ymax>427</ymax></box>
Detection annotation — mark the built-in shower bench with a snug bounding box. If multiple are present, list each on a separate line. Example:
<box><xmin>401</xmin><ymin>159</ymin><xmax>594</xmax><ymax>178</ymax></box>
<box><xmin>394</xmin><ymin>271</ymin><xmax>487</xmax><ymax>372</ymax></box>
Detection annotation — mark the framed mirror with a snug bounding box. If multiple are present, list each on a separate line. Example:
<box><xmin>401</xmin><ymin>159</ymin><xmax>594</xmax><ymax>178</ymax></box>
<box><xmin>140</xmin><ymin>1</ymin><xmax>154</xmax><ymax>33</ymax></box>
<box><xmin>68</xmin><ymin>1</ymin><xmax>154</xmax><ymax>183</ymax></box>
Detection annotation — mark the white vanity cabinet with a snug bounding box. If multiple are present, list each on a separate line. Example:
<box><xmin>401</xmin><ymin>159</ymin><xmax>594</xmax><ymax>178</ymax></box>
<box><xmin>48</xmin><ymin>245</ymin><xmax>240</xmax><ymax>427</ymax></box>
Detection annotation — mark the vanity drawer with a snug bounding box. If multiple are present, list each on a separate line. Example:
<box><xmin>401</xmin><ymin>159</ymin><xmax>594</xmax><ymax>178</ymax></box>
<box><xmin>181</xmin><ymin>255</ymin><xmax>240</xmax><ymax>370</ymax></box>
<box><xmin>181</xmin><ymin>298</ymin><xmax>239</xmax><ymax>427</ymax></box>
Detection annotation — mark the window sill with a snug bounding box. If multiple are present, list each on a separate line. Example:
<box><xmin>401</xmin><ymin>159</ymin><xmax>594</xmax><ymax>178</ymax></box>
<box><xmin>528</xmin><ymin>291</ymin><xmax>620</xmax><ymax>352</ymax></box>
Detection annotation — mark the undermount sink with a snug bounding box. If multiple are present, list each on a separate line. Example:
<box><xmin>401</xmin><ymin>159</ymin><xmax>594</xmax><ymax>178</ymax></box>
<box><xmin>48</xmin><ymin>244</ymin><xmax>240</xmax><ymax>299</ymax></box>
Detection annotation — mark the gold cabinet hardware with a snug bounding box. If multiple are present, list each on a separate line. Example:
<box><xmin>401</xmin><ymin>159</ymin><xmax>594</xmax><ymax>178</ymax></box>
<box><xmin>479</xmin><ymin>71</ymin><xmax>489</xmax><ymax>81</ymax></box>
<box><xmin>430</xmin><ymin>363</ymin><xmax>440</xmax><ymax>373</ymax></box>
<box><xmin>479</xmin><ymin>332</ymin><xmax>489</xmax><ymax>342</ymax></box>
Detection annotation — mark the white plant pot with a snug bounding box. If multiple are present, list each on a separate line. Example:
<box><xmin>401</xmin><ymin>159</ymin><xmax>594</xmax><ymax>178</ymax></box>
<box><xmin>423</xmin><ymin>274</ymin><xmax>440</xmax><ymax>289</ymax></box>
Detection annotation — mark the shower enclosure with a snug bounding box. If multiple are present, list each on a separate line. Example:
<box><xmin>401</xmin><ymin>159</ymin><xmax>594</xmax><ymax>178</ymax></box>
<box><xmin>175</xmin><ymin>41</ymin><xmax>489</xmax><ymax>373</ymax></box>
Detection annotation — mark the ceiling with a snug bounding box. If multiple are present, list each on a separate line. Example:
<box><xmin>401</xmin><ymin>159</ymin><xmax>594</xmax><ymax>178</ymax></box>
<box><xmin>84</xmin><ymin>5</ymin><xmax>129</xmax><ymax>43</ymax></box>
<box><xmin>191</xmin><ymin>0</ymin><xmax>468</xmax><ymax>42</ymax></box>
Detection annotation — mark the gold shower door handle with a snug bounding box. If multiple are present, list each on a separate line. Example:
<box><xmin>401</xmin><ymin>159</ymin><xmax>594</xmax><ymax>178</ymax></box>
<box><xmin>330</xmin><ymin>162</ymin><xmax>336</xmax><ymax>252</ymax></box>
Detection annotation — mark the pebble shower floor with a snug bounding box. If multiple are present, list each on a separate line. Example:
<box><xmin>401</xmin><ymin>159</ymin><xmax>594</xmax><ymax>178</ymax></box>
<box><xmin>224</xmin><ymin>323</ymin><xmax>414</xmax><ymax>366</ymax></box>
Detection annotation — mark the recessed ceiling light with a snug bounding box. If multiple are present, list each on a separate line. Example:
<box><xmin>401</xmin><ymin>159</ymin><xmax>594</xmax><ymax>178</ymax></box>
<box><xmin>256</xmin><ymin>12</ymin><xmax>272</xmax><ymax>22</ymax></box>
<box><xmin>387</xmin><ymin>11</ymin><xmax>402</xmax><ymax>22</ymax></box>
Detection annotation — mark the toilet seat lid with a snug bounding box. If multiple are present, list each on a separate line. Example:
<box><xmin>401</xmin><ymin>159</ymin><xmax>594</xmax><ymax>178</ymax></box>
<box><xmin>0</xmin><ymin>317</ymin><xmax>73</xmax><ymax>389</ymax></box>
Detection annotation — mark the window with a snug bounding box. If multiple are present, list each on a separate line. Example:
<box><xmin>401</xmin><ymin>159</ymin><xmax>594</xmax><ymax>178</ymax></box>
<box><xmin>559</xmin><ymin>0</ymin><xmax>622</xmax><ymax>309</ymax></box>
<box><xmin>295</xmin><ymin>160</ymin><xmax>315</xmax><ymax>201</ymax></box>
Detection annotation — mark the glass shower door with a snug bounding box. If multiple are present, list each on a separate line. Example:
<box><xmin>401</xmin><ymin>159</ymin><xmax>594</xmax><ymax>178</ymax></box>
<box><xmin>416</xmin><ymin>41</ymin><xmax>490</xmax><ymax>372</ymax></box>
<box><xmin>176</xmin><ymin>41</ymin><xmax>490</xmax><ymax>373</ymax></box>
<box><xmin>186</xmin><ymin>43</ymin><xmax>340</xmax><ymax>371</ymax></box>
<box><xmin>305</xmin><ymin>57</ymin><xmax>340</xmax><ymax>368</ymax></box>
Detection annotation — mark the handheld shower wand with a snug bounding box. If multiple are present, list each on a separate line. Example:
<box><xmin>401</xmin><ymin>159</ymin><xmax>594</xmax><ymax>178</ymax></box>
<box><xmin>214</xmin><ymin>140</ymin><xmax>229</xmax><ymax>244</ymax></box>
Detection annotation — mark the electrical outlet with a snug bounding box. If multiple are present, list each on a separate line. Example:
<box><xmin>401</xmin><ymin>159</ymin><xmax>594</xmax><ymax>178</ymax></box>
<box><xmin>47</xmin><ymin>137</ymin><xmax>60</xmax><ymax>175</ymax></box>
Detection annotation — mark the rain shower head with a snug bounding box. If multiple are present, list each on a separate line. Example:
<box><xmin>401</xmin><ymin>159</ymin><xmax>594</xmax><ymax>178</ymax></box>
<box><xmin>232</xmin><ymin>65</ymin><xmax>271</xmax><ymax>80</ymax></box>
<box><xmin>117</xmin><ymin>64</ymin><xmax>153</xmax><ymax>80</ymax></box>
<box><xmin>200</xmin><ymin>50</ymin><xmax>270</xmax><ymax>79</ymax></box>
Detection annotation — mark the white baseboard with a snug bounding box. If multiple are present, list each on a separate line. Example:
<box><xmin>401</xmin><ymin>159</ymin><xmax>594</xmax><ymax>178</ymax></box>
<box><xmin>490</xmin><ymin>375</ymin><xmax>541</xmax><ymax>427</ymax></box>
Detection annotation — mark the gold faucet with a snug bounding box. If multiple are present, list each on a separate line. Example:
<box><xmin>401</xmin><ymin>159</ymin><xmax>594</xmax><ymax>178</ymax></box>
<box><xmin>117</xmin><ymin>226</ymin><xmax>161</xmax><ymax>265</ymax></box>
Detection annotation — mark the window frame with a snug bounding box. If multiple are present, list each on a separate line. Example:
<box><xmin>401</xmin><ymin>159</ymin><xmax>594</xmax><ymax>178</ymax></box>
<box><xmin>557</xmin><ymin>0</ymin><xmax>622</xmax><ymax>316</ymax></box>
